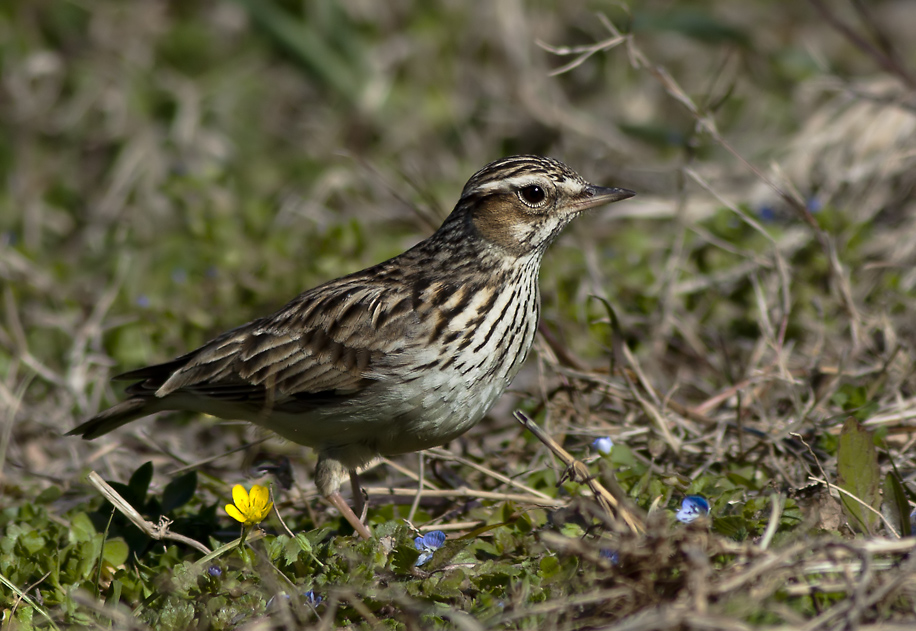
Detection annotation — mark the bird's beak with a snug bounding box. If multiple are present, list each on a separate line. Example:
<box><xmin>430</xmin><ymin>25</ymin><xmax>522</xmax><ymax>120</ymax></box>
<box><xmin>569</xmin><ymin>185</ymin><xmax>636</xmax><ymax>213</ymax></box>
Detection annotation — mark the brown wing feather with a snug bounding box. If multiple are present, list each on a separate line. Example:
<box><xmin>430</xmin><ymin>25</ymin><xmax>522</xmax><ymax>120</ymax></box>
<box><xmin>142</xmin><ymin>279</ymin><xmax>416</xmax><ymax>405</ymax></box>
<box><xmin>69</xmin><ymin>263</ymin><xmax>422</xmax><ymax>439</ymax></box>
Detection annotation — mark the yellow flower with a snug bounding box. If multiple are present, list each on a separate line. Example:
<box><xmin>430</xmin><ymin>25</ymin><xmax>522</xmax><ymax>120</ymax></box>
<box><xmin>225</xmin><ymin>484</ymin><xmax>273</xmax><ymax>526</ymax></box>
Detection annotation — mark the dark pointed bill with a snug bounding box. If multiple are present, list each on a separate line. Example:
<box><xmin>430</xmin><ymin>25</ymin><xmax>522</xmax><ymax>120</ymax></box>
<box><xmin>570</xmin><ymin>185</ymin><xmax>636</xmax><ymax>213</ymax></box>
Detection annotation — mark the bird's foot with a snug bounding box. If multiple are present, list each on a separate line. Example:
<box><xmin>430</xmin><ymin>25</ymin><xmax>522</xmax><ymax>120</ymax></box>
<box><xmin>349</xmin><ymin>470</ymin><xmax>369</xmax><ymax>521</ymax></box>
<box><xmin>326</xmin><ymin>490</ymin><xmax>372</xmax><ymax>539</ymax></box>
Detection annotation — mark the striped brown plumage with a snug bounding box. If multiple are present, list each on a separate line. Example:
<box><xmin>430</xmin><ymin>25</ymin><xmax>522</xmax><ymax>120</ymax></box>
<box><xmin>68</xmin><ymin>155</ymin><xmax>635</xmax><ymax>538</ymax></box>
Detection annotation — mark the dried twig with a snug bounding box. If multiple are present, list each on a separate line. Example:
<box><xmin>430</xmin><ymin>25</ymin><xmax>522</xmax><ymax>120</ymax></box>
<box><xmin>86</xmin><ymin>471</ymin><xmax>211</xmax><ymax>554</ymax></box>
<box><xmin>514</xmin><ymin>410</ymin><xmax>645</xmax><ymax>534</ymax></box>
<box><xmin>427</xmin><ymin>447</ymin><xmax>555</xmax><ymax>500</ymax></box>
<box><xmin>362</xmin><ymin>484</ymin><xmax>565</xmax><ymax>508</ymax></box>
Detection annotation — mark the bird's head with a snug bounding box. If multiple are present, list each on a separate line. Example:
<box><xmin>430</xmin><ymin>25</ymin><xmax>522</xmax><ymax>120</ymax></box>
<box><xmin>456</xmin><ymin>155</ymin><xmax>635</xmax><ymax>257</ymax></box>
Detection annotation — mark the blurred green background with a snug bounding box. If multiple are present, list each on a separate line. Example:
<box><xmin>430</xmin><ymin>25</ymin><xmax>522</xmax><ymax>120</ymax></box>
<box><xmin>2</xmin><ymin>0</ymin><xmax>916</xmax><ymax>627</ymax></box>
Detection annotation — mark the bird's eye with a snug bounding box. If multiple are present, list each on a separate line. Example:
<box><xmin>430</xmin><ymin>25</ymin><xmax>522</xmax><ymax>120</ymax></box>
<box><xmin>518</xmin><ymin>185</ymin><xmax>547</xmax><ymax>207</ymax></box>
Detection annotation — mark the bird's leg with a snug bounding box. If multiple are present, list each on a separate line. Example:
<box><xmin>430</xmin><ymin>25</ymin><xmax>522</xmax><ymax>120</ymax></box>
<box><xmin>317</xmin><ymin>455</ymin><xmax>372</xmax><ymax>539</ymax></box>
<box><xmin>326</xmin><ymin>491</ymin><xmax>372</xmax><ymax>540</ymax></box>
<box><xmin>350</xmin><ymin>469</ymin><xmax>368</xmax><ymax>521</ymax></box>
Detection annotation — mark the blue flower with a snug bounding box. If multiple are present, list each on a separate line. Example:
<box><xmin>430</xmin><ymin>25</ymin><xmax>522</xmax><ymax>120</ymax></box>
<box><xmin>599</xmin><ymin>548</ymin><xmax>619</xmax><ymax>564</ymax></box>
<box><xmin>207</xmin><ymin>565</ymin><xmax>222</xmax><ymax>577</ymax></box>
<box><xmin>806</xmin><ymin>197</ymin><xmax>822</xmax><ymax>213</ymax></box>
<box><xmin>757</xmin><ymin>206</ymin><xmax>776</xmax><ymax>222</ymax></box>
<box><xmin>592</xmin><ymin>437</ymin><xmax>614</xmax><ymax>455</ymax></box>
<box><xmin>304</xmin><ymin>590</ymin><xmax>322</xmax><ymax>607</ymax></box>
<box><xmin>676</xmin><ymin>495</ymin><xmax>710</xmax><ymax>523</ymax></box>
<box><xmin>414</xmin><ymin>530</ymin><xmax>447</xmax><ymax>566</ymax></box>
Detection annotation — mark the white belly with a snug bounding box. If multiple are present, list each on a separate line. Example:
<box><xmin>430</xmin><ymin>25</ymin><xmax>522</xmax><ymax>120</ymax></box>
<box><xmin>243</xmin><ymin>265</ymin><xmax>540</xmax><ymax>460</ymax></box>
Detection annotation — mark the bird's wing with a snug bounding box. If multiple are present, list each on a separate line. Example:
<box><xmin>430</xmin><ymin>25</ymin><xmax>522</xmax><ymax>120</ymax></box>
<box><xmin>119</xmin><ymin>280</ymin><xmax>421</xmax><ymax>411</ymax></box>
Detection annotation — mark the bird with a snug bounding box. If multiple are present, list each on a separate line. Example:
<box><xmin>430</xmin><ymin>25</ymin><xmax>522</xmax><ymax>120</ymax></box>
<box><xmin>68</xmin><ymin>155</ymin><xmax>635</xmax><ymax>539</ymax></box>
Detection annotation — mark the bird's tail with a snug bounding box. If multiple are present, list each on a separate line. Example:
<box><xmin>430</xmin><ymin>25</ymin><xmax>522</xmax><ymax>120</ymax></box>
<box><xmin>67</xmin><ymin>397</ymin><xmax>158</xmax><ymax>440</ymax></box>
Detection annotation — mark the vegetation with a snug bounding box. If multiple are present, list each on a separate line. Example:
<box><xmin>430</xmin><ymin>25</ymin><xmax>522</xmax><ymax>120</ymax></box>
<box><xmin>2</xmin><ymin>1</ymin><xmax>915</xmax><ymax>629</ymax></box>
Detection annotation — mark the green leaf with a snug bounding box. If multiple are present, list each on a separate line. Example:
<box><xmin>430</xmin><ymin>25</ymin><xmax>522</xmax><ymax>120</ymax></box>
<box><xmin>837</xmin><ymin>418</ymin><xmax>881</xmax><ymax>534</ymax></box>
<box><xmin>103</xmin><ymin>539</ymin><xmax>129</xmax><ymax>567</ymax></box>
<box><xmin>69</xmin><ymin>512</ymin><xmax>97</xmax><ymax>544</ymax></box>
<box><xmin>883</xmin><ymin>473</ymin><xmax>912</xmax><ymax>537</ymax></box>
<box><xmin>73</xmin><ymin>539</ymin><xmax>102</xmax><ymax>580</ymax></box>
<box><xmin>609</xmin><ymin>444</ymin><xmax>638</xmax><ymax>468</ymax></box>
<box><xmin>270</xmin><ymin>534</ymin><xmax>302</xmax><ymax>565</ymax></box>
<box><xmin>267</xmin><ymin>534</ymin><xmax>287</xmax><ymax>562</ymax></box>
<box><xmin>13</xmin><ymin>606</ymin><xmax>34</xmax><ymax>629</ymax></box>
<box><xmin>108</xmin><ymin>579</ymin><xmax>123</xmax><ymax>606</ymax></box>
<box><xmin>21</xmin><ymin>529</ymin><xmax>46</xmax><ymax>555</ymax></box>
<box><xmin>435</xmin><ymin>568</ymin><xmax>467</xmax><ymax>597</ymax></box>
<box><xmin>128</xmin><ymin>461</ymin><xmax>154</xmax><ymax>505</ymax></box>
<box><xmin>831</xmin><ymin>385</ymin><xmax>878</xmax><ymax>420</ymax></box>
<box><xmin>540</xmin><ymin>555</ymin><xmax>578</xmax><ymax>586</ymax></box>
<box><xmin>282</xmin><ymin>535</ymin><xmax>301</xmax><ymax>565</ymax></box>
<box><xmin>390</xmin><ymin>543</ymin><xmax>421</xmax><ymax>575</ymax></box>
<box><xmin>36</xmin><ymin>486</ymin><xmax>62</xmax><ymax>504</ymax></box>
<box><xmin>559</xmin><ymin>522</ymin><xmax>585</xmax><ymax>539</ymax></box>
<box><xmin>294</xmin><ymin>532</ymin><xmax>324</xmax><ymax>566</ymax></box>
<box><xmin>424</xmin><ymin>539</ymin><xmax>472</xmax><ymax>572</ymax></box>
<box><xmin>161</xmin><ymin>472</ymin><xmax>197</xmax><ymax>513</ymax></box>
<box><xmin>538</xmin><ymin>555</ymin><xmax>561</xmax><ymax>579</ymax></box>
<box><xmin>713</xmin><ymin>515</ymin><xmax>749</xmax><ymax>541</ymax></box>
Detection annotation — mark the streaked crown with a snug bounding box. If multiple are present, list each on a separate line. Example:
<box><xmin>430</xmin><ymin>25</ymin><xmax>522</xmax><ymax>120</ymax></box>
<box><xmin>460</xmin><ymin>155</ymin><xmax>587</xmax><ymax>199</ymax></box>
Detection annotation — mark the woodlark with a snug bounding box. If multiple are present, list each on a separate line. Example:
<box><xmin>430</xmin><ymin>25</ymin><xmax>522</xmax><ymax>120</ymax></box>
<box><xmin>69</xmin><ymin>155</ymin><xmax>635</xmax><ymax>539</ymax></box>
